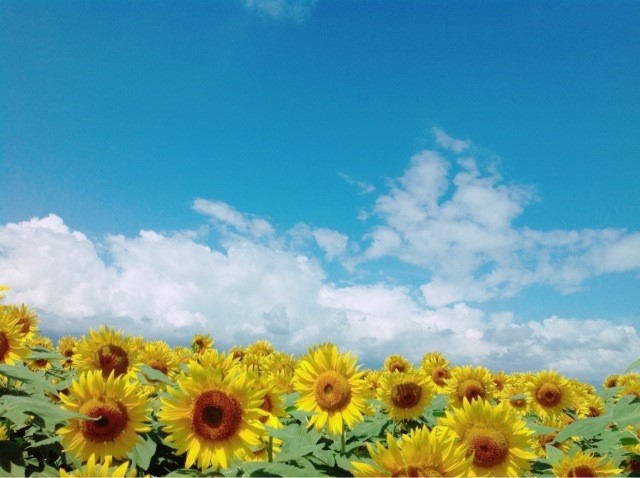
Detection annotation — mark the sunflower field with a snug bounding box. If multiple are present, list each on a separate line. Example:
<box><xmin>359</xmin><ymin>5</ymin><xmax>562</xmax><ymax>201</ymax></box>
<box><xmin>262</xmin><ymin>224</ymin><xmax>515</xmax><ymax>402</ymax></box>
<box><xmin>1</xmin><ymin>286</ymin><xmax>639</xmax><ymax>477</ymax></box>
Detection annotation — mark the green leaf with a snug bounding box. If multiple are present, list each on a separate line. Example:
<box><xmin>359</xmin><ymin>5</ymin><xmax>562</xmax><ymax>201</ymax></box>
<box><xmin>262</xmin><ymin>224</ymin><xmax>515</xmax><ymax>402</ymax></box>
<box><xmin>545</xmin><ymin>445</ymin><xmax>564</xmax><ymax>465</ymax></box>
<box><xmin>625</xmin><ymin>358</ymin><xmax>640</xmax><ymax>373</ymax></box>
<box><xmin>27</xmin><ymin>351</ymin><xmax>64</xmax><ymax>361</ymax></box>
<box><xmin>554</xmin><ymin>416</ymin><xmax>608</xmax><ymax>443</ymax></box>
<box><xmin>0</xmin><ymin>395</ymin><xmax>89</xmax><ymax>430</ymax></box>
<box><xmin>309</xmin><ymin>449</ymin><xmax>335</xmax><ymax>467</ymax></box>
<box><xmin>137</xmin><ymin>364</ymin><xmax>175</xmax><ymax>386</ymax></box>
<box><xmin>0</xmin><ymin>363</ymin><xmax>57</xmax><ymax>394</ymax></box>
<box><xmin>128</xmin><ymin>434</ymin><xmax>157</xmax><ymax>471</ymax></box>
<box><xmin>26</xmin><ymin>435</ymin><xmax>62</xmax><ymax>449</ymax></box>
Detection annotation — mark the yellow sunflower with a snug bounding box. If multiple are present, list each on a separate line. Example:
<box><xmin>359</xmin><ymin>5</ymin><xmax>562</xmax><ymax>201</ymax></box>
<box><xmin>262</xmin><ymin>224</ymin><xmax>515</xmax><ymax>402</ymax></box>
<box><xmin>197</xmin><ymin>348</ymin><xmax>240</xmax><ymax>377</ymax></box>
<box><xmin>526</xmin><ymin>370</ymin><xmax>574</xmax><ymax>419</ymax></box>
<box><xmin>173</xmin><ymin>345</ymin><xmax>193</xmax><ymax>364</ymax></box>
<box><xmin>603</xmin><ymin>374</ymin><xmax>619</xmax><ymax>388</ymax></box>
<box><xmin>351</xmin><ymin>425</ymin><xmax>471</xmax><ymax>477</ymax></box>
<box><xmin>420</xmin><ymin>351</ymin><xmax>450</xmax><ymax>391</ymax></box>
<box><xmin>498</xmin><ymin>377</ymin><xmax>530</xmax><ymax>416</ymax></box>
<box><xmin>57</xmin><ymin>370</ymin><xmax>151</xmax><ymax>461</ymax></box>
<box><xmin>246</xmin><ymin>339</ymin><xmax>275</xmax><ymax>357</ymax></box>
<box><xmin>73</xmin><ymin>326</ymin><xmax>139</xmax><ymax>378</ymax></box>
<box><xmin>60</xmin><ymin>454</ymin><xmax>136</xmax><ymax>478</ymax></box>
<box><xmin>191</xmin><ymin>333</ymin><xmax>214</xmax><ymax>354</ymax></box>
<box><xmin>492</xmin><ymin>370</ymin><xmax>509</xmax><ymax>392</ymax></box>
<box><xmin>57</xmin><ymin>335</ymin><xmax>78</xmax><ymax>368</ymax></box>
<box><xmin>0</xmin><ymin>422</ymin><xmax>9</xmax><ymax>441</ymax></box>
<box><xmin>6</xmin><ymin>303</ymin><xmax>39</xmax><ymax>339</ymax></box>
<box><xmin>157</xmin><ymin>361</ymin><xmax>264</xmax><ymax>471</ymax></box>
<box><xmin>0</xmin><ymin>308</ymin><xmax>30</xmax><ymax>365</ymax></box>
<box><xmin>293</xmin><ymin>343</ymin><xmax>369</xmax><ymax>435</ymax></box>
<box><xmin>552</xmin><ymin>449</ymin><xmax>622</xmax><ymax>477</ymax></box>
<box><xmin>229</xmin><ymin>345</ymin><xmax>245</xmax><ymax>362</ymax></box>
<box><xmin>377</xmin><ymin>369</ymin><xmax>435</xmax><ymax>421</ymax></box>
<box><xmin>26</xmin><ymin>334</ymin><xmax>55</xmax><ymax>371</ymax></box>
<box><xmin>0</xmin><ymin>285</ymin><xmax>8</xmax><ymax>301</ymax></box>
<box><xmin>59</xmin><ymin>454</ymin><xmax>135</xmax><ymax>477</ymax></box>
<box><xmin>138</xmin><ymin>340</ymin><xmax>179</xmax><ymax>383</ymax></box>
<box><xmin>383</xmin><ymin>353</ymin><xmax>412</xmax><ymax>374</ymax></box>
<box><xmin>444</xmin><ymin>365</ymin><xmax>498</xmax><ymax>408</ymax></box>
<box><xmin>531</xmin><ymin>415</ymin><xmax>571</xmax><ymax>458</ymax></box>
<box><xmin>439</xmin><ymin>398</ymin><xmax>537</xmax><ymax>477</ymax></box>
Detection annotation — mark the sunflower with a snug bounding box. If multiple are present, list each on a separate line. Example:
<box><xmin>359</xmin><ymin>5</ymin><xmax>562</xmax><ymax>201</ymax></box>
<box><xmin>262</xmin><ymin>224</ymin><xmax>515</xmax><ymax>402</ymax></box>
<box><xmin>498</xmin><ymin>380</ymin><xmax>530</xmax><ymax>416</ymax></box>
<box><xmin>383</xmin><ymin>353</ymin><xmax>412</xmax><ymax>374</ymax></box>
<box><xmin>0</xmin><ymin>285</ymin><xmax>8</xmax><ymax>301</ymax></box>
<box><xmin>0</xmin><ymin>422</ymin><xmax>9</xmax><ymax>441</ymax></box>
<box><xmin>526</xmin><ymin>370</ymin><xmax>574</xmax><ymax>419</ymax></box>
<box><xmin>0</xmin><ymin>308</ymin><xmax>30</xmax><ymax>365</ymax></box>
<box><xmin>420</xmin><ymin>351</ymin><xmax>450</xmax><ymax>391</ymax></box>
<box><xmin>492</xmin><ymin>371</ymin><xmax>509</xmax><ymax>392</ymax></box>
<box><xmin>531</xmin><ymin>415</ymin><xmax>571</xmax><ymax>458</ymax></box>
<box><xmin>377</xmin><ymin>369</ymin><xmax>435</xmax><ymax>421</ymax></box>
<box><xmin>444</xmin><ymin>365</ymin><xmax>498</xmax><ymax>408</ymax></box>
<box><xmin>552</xmin><ymin>449</ymin><xmax>622</xmax><ymax>477</ymax></box>
<box><xmin>173</xmin><ymin>345</ymin><xmax>193</xmax><ymax>364</ymax></box>
<box><xmin>74</xmin><ymin>326</ymin><xmax>139</xmax><ymax>378</ymax></box>
<box><xmin>197</xmin><ymin>348</ymin><xmax>240</xmax><ymax>377</ymax></box>
<box><xmin>191</xmin><ymin>333</ymin><xmax>214</xmax><ymax>354</ymax></box>
<box><xmin>293</xmin><ymin>343</ymin><xmax>369</xmax><ymax>435</ymax></box>
<box><xmin>574</xmin><ymin>393</ymin><xmax>606</xmax><ymax>418</ymax></box>
<box><xmin>59</xmin><ymin>454</ymin><xmax>135</xmax><ymax>477</ymax></box>
<box><xmin>6</xmin><ymin>303</ymin><xmax>39</xmax><ymax>339</ymax></box>
<box><xmin>246</xmin><ymin>339</ymin><xmax>275</xmax><ymax>357</ymax></box>
<box><xmin>57</xmin><ymin>335</ymin><xmax>78</xmax><ymax>368</ymax></box>
<box><xmin>57</xmin><ymin>370</ymin><xmax>151</xmax><ymax>462</ymax></box>
<box><xmin>603</xmin><ymin>374</ymin><xmax>619</xmax><ymax>388</ymax></box>
<box><xmin>439</xmin><ymin>398</ymin><xmax>537</xmax><ymax>477</ymax></box>
<box><xmin>138</xmin><ymin>340</ymin><xmax>179</xmax><ymax>383</ymax></box>
<box><xmin>351</xmin><ymin>425</ymin><xmax>471</xmax><ymax>477</ymax></box>
<box><xmin>26</xmin><ymin>334</ymin><xmax>55</xmax><ymax>371</ymax></box>
<box><xmin>157</xmin><ymin>361</ymin><xmax>264</xmax><ymax>471</ymax></box>
<box><xmin>229</xmin><ymin>345</ymin><xmax>245</xmax><ymax>362</ymax></box>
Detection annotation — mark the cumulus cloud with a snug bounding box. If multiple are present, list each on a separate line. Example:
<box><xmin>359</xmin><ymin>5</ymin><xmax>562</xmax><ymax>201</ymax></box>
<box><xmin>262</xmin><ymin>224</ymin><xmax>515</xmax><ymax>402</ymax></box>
<box><xmin>2</xmin><ymin>129</ymin><xmax>640</xmax><ymax>383</ymax></box>
<box><xmin>358</xmin><ymin>130</ymin><xmax>640</xmax><ymax>307</ymax></box>
<box><xmin>339</xmin><ymin>172</ymin><xmax>375</xmax><ymax>195</ymax></box>
<box><xmin>241</xmin><ymin>0</ymin><xmax>317</xmax><ymax>22</ymax></box>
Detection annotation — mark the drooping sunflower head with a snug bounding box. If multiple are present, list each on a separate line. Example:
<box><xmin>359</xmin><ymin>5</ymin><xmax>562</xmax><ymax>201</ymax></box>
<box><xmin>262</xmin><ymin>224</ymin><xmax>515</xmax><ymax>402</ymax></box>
<box><xmin>6</xmin><ymin>304</ymin><xmax>39</xmax><ymax>339</ymax></box>
<box><xmin>57</xmin><ymin>370</ymin><xmax>151</xmax><ymax>462</ymax></box>
<box><xmin>439</xmin><ymin>398</ymin><xmax>537</xmax><ymax>477</ymax></box>
<box><xmin>57</xmin><ymin>335</ymin><xmax>78</xmax><ymax>368</ymax></box>
<box><xmin>191</xmin><ymin>333</ymin><xmax>214</xmax><ymax>354</ymax></box>
<box><xmin>293</xmin><ymin>343</ymin><xmax>369</xmax><ymax>435</ymax></box>
<box><xmin>139</xmin><ymin>340</ymin><xmax>180</xmax><ymax>384</ymax></box>
<box><xmin>526</xmin><ymin>370</ymin><xmax>574</xmax><ymax>419</ymax></box>
<box><xmin>574</xmin><ymin>393</ymin><xmax>606</xmax><ymax>418</ymax></box>
<box><xmin>74</xmin><ymin>326</ymin><xmax>139</xmax><ymax>379</ymax></box>
<box><xmin>26</xmin><ymin>334</ymin><xmax>55</xmax><ymax>371</ymax></box>
<box><xmin>0</xmin><ymin>308</ymin><xmax>30</xmax><ymax>365</ymax></box>
<box><xmin>246</xmin><ymin>339</ymin><xmax>275</xmax><ymax>357</ymax></box>
<box><xmin>383</xmin><ymin>353</ymin><xmax>413</xmax><ymax>374</ymax></box>
<box><xmin>351</xmin><ymin>426</ymin><xmax>471</xmax><ymax>477</ymax></box>
<box><xmin>58</xmin><ymin>454</ymin><xmax>136</xmax><ymax>477</ymax></box>
<box><xmin>196</xmin><ymin>348</ymin><xmax>240</xmax><ymax>378</ymax></box>
<box><xmin>492</xmin><ymin>370</ymin><xmax>509</xmax><ymax>392</ymax></box>
<box><xmin>157</xmin><ymin>361</ymin><xmax>265</xmax><ymax>471</ymax></box>
<box><xmin>173</xmin><ymin>345</ymin><xmax>193</xmax><ymax>364</ymax></box>
<box><xmin>552</xmin><ymin>449</ymin><xmax>622</xmax><ymax>477</ymax></box>
<box><xmin>378</xmin><ymin>369</ymin><xmax>435</xmax><ymax>421</ymax></box>
<box><xmin>229</xmin><ymin>345</ymin><xmax>245</xmax><ymax>362</ymax></box>
<box><xmin>445</xmin><ymin>365</ymin><xmax>498</xmax><ymax>407</ymax></box>
<box><xmin>498</xmin><ymin>379</ymin><xmax>530</xmax><ymax>416</ymax></box>
<box><xmin>603</xmin><ymin>374</ymin><xmax>619</xmax><ymax>388</ymax></box>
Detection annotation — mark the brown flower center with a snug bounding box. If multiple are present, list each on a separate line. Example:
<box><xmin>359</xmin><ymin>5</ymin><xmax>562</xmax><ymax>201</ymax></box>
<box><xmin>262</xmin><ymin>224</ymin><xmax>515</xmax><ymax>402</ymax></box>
<box><xmin>431</xmin><ymin>366</ymin><xmax>450</xmax><ymax>386</ymax></box>
<box><xmin>391</xmin><ymin>382</ymin><xmax>423</xmax><ymax>409</ymax></box>
<box><xmin>458</xmin><ymin>379</ymin><xmax>486</xmax><ymax>402</ymax></box>
<box><xmin>0</xmin><ymin>332</ymin><xmax>9</xmax><ymax>362</ymax></box>
<box><xmin>259</xmin><ymin>394</ymin><xmax>273</xmax><ymax>423</ymax></box>
<box><xmin>191</xmin><ymin>390</ymin><xmax>242</xmax><ymax>442</ymax></box>
<box><xmin>19</xmin><ymin>317</ymin><xmax>32</xmax><ymax>335</ymax></box>
<box><xmin>538</xmin><ymin>433</ymin><xmax>557</xmax><ymax>449</ymax></box>
<box><xmin>536</xmin><ymin>383</ymin><xmax>562</xmax><ymax>408</ymax></box>
<box><xmin>567</xmin><ymin>465</ymin><xmax>596</xmax><ymax>477</ymax></box>
<box><xmin>79</xmin><ymin>398</ymin><xmax>128</xmax><ymax>442</ymax></box>
<box><xmin>96</xmin><ymin>344</ymin><xmax>129</xmax><ymax>378</ymax></box>
<box><xmin>389</xmin><ymin>362</ymin><xmax>406</xmax><ymax>373</ymax></box>
<box><xmin>466</xmin><ymin>426</ymin><xmax>509</xmax><ymax>469</ymax></box>
<box><xmin>314</xmin><ymin>370</ymin><xmax>352</xmax><ymax>412</ymax></box>
<box><xmin>509</xmin><ymin>397</ymin><xmax>527</xmax><ymax>408</ymax></box>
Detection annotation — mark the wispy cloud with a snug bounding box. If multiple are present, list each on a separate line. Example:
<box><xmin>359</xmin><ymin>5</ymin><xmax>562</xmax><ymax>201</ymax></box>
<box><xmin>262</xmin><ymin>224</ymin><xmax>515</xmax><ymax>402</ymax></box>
<box><xmin>241</xmin><ymin>0</ymin><xmax>317</xmax><ymax>22</ymax></box>
<box><xmin>339</xmin><ymin>172</ymin><xmax>375</xmax><ymax>195</ymax></box>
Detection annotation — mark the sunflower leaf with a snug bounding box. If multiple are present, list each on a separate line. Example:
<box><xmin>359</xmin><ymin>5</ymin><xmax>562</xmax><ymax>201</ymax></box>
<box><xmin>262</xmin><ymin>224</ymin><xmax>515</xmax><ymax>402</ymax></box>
<box><xmin>545</xmin><ymin>444</ymin><xmax>564</xmax><ymax>465</ymax></box>
<box><xmin>625</xmin><ymin>358</ymin><xmax>640</xmax><ymax>373</ymax></box>
<box><xmin>0</xmin><ymin>363</ymin><xmax>57</xmax><ymax>394</ymax></box>
<box><xmin>554</xmin><ymin>416</ymin><xmax>609</xmax><ymax>443</ymax></box>
<box><xmin>128</xmin><ymin>433</ymin><xmax>157</xmax><ymax>471</ymax></box>
<box><xmin>0</xmin><ymin>395</ymin><xmax>89</xmax><ymax>431</ymax></box>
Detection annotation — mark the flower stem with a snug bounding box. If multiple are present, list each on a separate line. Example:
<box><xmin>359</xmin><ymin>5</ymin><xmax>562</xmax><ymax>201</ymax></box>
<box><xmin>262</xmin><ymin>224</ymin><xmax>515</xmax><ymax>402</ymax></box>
<box><xmin>341</xmin><ymin>427</ymin><xmax>346</xmax><ymax>456</ymax></box>
<box><xmin>268</xmin><ymin>436</ymin><xmax>273</xmax><ymax>463</ymax></box>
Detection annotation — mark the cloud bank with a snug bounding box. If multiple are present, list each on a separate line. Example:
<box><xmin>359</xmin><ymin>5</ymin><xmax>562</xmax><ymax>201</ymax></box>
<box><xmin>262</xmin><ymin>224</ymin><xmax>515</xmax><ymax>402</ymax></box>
<box><xmin>2</xmin><ymin>130</ymin><xmax>639</xmax><ymax>383</ymax></box>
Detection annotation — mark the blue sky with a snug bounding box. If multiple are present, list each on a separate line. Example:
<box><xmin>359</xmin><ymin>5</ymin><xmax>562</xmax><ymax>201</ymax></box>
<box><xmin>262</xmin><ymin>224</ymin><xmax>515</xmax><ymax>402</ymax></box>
<box><xmin>1</xmin><ymin>0</ymin><xmax>639</xmax><ymax>382</ymax></box>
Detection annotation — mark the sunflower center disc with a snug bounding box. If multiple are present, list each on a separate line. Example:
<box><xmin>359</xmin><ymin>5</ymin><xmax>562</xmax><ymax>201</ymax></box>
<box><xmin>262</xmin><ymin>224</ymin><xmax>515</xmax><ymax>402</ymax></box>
<box><xmin>96</xmin><ymin>344</ymin><xmax>129</xmax><ymax>377</ymax></box>
<box><xmin>568</xmin><ymin>465</ymin><xmax>596</xmax><ymax>477</ymax></box>
<box><xmin>509</xmin><ymin>397</ymin><xmax>527</xmax><ymax>408</ymax></box>
<box><xmin>391</xmin><ymin>382</ymin><xmax>422</xmax><ymax>409</ymax></box>
<box><xmin>393</xmin><ymin>465</ymin><xmax>442</xmax><ymax>477</ymax></box>
<box><xmin>0</xmin><ymin>333</ymin><xmax>9</xmax><ymax>361</ymax></box>
<box><xmin>538</xmin><ymin>433</ymin><xmax>557</xmax><ymax>448</ymax></box>
<box><xmin>314</xmin><ymin>370</ymin><xmax>352</xmax><ymax>412</ymax></box>
<box><xmin>466</xmin><ymin>426</ymin><xmax>509</xmax><ymax>469</ymax></box>
<box><xmin>192</xmin><ymin>390</ymin><xmax>242</xmax><ymax>442</ymax></box>
<box><xmin>458</xmin><ymin>379</ymin><xmax>486</xmax><ymax>402</ymax></box>
<box><xmin>536</xmin><ymin>383</ymin><xmax>562</xmax><ymax>407</ymax></box>
<box><xmin>19</xmin><ymin>316</ymin><xmax>31</xmax><ymax>335</ymax></box>
<box><xmin>431</xmin><ymin>367</ymin><xmax>449</xmax><ymax>386</ymax></box>
<box><xmin>390</xmin><ymin>363</ymin><xmax>406</xmax><ymax>373</ymax></box>
<box><xmin>79</xmin><ymin>398</ymin><xmax>129</xmax><ymax>442</ymax></box>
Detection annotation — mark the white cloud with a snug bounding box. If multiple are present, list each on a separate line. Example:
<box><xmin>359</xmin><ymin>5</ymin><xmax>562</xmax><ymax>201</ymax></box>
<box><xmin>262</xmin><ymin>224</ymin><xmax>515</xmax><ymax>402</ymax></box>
<box><xmin>241</xmin><ymin>0</ymin><xmax>317</xmax><ymax>22</ymax></box>
<box><xmin>339</xmin><ymin>172</ymin><xmax>375</xmax><ymax>195</ymax></box>
<box><xmin>193</xmin><ymin>198</ymin><xmax>275</xmax><ymax>238</ymax></box>
<box><xmin>432</xmin><ymin>127</ymin><xmax>472</xmax><ymax>153</ymax></box>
